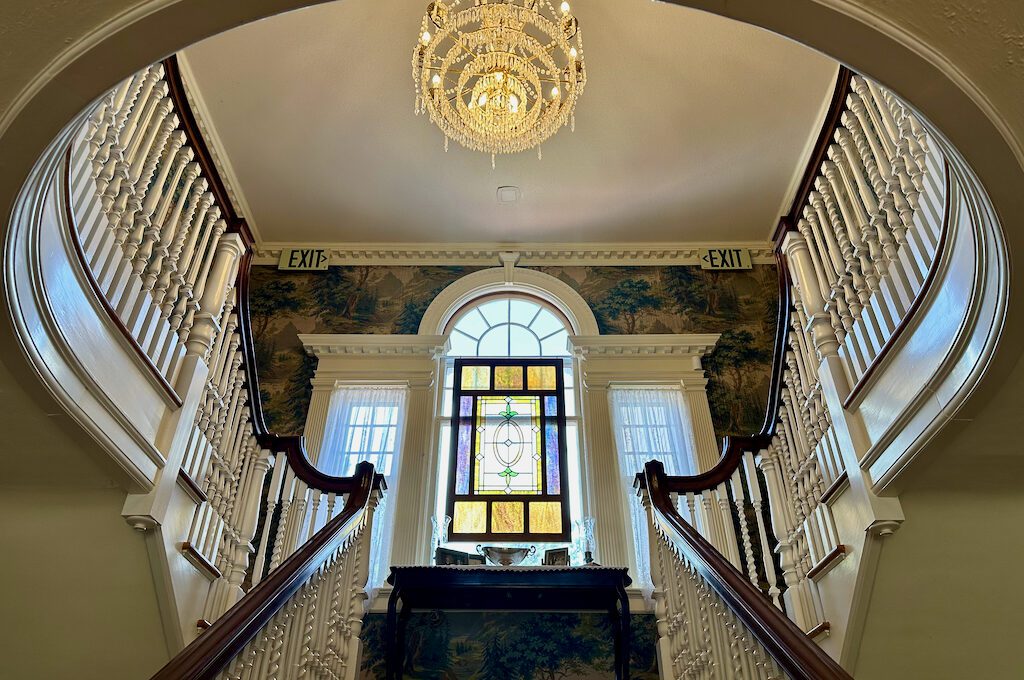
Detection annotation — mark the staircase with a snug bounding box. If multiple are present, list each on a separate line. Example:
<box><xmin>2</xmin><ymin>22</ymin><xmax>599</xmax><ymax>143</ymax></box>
<box><xmin>8</xmin><ymin>42</ymin><xmax>992</xmax><ymax>680</ymax></box>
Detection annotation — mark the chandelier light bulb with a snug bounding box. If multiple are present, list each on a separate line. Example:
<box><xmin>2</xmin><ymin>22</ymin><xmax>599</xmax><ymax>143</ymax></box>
<box><xmin>551</xmin><ymin>86</ymin><xmax>560</xmax><ymax>98</ymax></box>
<box><xmin>570</xmin><ymin>47</ymin><xmax>578</xmax><ymax>59</ymax></box>
<box><xmin>421</xmin><ymin>31</ymin><xmax>432</xmax><ymax>44</ymax></box>
<box><xmin>561</xmin><ymin>2</ymin><xmax>571</xmax><ymax>14</ymax></box>
<box><xmin>431</xmin><ymin>74</ymin><xmax>442</xmax><ymax>87</ymax></box>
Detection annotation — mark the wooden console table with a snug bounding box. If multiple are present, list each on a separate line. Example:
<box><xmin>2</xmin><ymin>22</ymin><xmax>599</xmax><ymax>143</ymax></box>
<box><xmin>385</xmin><ymin>565</ymin><xmax>632</xmax><ymax>680</ymax></box>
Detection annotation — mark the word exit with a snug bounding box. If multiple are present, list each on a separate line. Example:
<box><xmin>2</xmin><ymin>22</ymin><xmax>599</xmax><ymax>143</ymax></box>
<box><xmin>278</xmin><ymin>248</ymin><xmax>330</xmax><ymax>271</ymax></box>
<box><xmin>698</xmin><ymin>248</ymin><xmax>753</xmax><ymax>271</ymax></box>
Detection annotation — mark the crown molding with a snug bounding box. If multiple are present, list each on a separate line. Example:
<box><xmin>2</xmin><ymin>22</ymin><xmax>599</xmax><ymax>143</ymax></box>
<box><xmin>570</xmin><ymin>334</ymin><xmax>722</xmax><ymax>357</ymax></box>
<box><xmin>253</xmin><ymin>242</ymin><xmax>776</xmax><ymax>267</ymax></box>
<box><xmin>299</xmin><ymin>334</ymin><xmax>450</xmax><ymax>357</ymax></box>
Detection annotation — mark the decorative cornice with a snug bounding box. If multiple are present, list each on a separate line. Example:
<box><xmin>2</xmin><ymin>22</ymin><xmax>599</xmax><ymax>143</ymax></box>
<box><xmin>299</xmin><ymin>334</ymin><xmax>450</xmax><ymax>358</ymax></box>
<box><xmin>252</xmin><ymin>243</ymin><xmax>776</xmax><ymax>267</ymax></box>
<box><xmin>570</xmin><ymin>334</ymin><xmax>722</xmax><ymax>358</ymax></box>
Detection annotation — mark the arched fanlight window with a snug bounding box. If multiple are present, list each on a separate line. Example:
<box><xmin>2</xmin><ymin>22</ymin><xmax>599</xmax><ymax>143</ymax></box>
<box><xmin>447</xmin><ymin>296</ymin><xmax>571</xmax><ymax>357</ymax></box>
<box><xmin>437</xmin><ymin>294</ymin><xmax>578</xmax><ymax>546</ymax></box>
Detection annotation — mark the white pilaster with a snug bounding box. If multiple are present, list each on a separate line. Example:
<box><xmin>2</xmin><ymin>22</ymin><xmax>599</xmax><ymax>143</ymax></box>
<box><xmin>681</xmin><ymin>374</ymin><xmax>721</xmax><ymax>472</ymax></box>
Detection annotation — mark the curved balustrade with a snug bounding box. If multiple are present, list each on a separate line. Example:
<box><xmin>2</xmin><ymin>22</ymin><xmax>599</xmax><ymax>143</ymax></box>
<box><xmin>779</xmin><ymin>73</ymin><xmax>948</xmax><ymax>394</ymax></box>
<box><xmin>32</xmin><ymin>49</ymin><xmax>966</xmax><ymax>679</ymax></box>
<box><xmin>630</xmin><ymin>69</ymin><xmax>952</xmax><ymax>667</ymax></box>
<box><xmin>62</xmin><ymin>56</ymin><xmax>393</xmax><ymax>674</ymax></box>
<box><xmin>637</xmin><ymin>461</ymin><xmax>852</xmax><ymax>680</ymax></box>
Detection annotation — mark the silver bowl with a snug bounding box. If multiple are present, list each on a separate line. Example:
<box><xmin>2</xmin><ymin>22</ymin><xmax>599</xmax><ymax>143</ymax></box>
<box><xmin>476</xmin><ymin>545</ymin><xmax>537</xmax><ymax>566</ymax></box>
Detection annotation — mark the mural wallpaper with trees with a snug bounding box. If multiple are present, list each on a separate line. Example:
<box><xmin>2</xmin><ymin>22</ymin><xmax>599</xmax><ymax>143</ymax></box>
<box><xmin>248</xmin><ymin>263</ymin><xmax>777</xmax><ymax>437</ymax></box>
<box><xmin>249</xmin><ymin>265</ymin><xmax>487</xmax><ymax>433</ymax></box>
<box><xmin>531</xmin><ymin>266</ymin><xmax>778</xmax><ymax>436</ymax></box>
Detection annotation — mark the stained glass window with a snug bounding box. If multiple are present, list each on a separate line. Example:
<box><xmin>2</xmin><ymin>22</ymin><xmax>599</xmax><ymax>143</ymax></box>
<box><xmin>448</xmin><ymin>358</ymin><xmax>570</xmax><ymax>541</ymax></box>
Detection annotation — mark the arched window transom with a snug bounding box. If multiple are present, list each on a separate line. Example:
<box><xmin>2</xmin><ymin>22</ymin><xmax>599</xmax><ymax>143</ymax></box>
<box><xmin>447</xmin><ymin>297</ymin><xmax>570</xmax><ymax>358</ymax></box>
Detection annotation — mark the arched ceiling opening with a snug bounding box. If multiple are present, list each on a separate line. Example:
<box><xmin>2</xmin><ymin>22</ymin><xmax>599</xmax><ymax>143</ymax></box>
<box><xmin>2</xmin><ymin>0</ymin><xmax>1023</xmax><ymax>490</ymax></box>
<box><xmin>179</xmin><ymin>0</ymin><xmax>838</xmax><ymax>245</ymax></box>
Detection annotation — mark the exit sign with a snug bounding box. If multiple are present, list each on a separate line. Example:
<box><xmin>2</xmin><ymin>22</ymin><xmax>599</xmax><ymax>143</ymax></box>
<box><xmin>278</xmin><ymin>248</ymin><xmax>329</xmax><ymax>271</ymax></box>
<box><xmin>698</xmin><ymin>248</ymin><xmax>753</xmax><ymax>271</ymax></box>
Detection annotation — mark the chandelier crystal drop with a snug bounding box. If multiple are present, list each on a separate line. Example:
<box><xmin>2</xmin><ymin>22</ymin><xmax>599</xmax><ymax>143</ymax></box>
<box><xmin>412</xmin><ymin>0</ymin><xmax>587</xmax><ymax>159</ymax></box>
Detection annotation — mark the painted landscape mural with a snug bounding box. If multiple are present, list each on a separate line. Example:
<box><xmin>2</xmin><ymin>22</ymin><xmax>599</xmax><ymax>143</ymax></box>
<box><xmin>359</xmin><ymin>612</ymin><xmax>659</xmax><ymax>680</ymax></box>
<box><xmin>250</xmin><ymin>265</ymin><xmax>486</xmax><ymax>433</ymax></box>
<box><xmin>531</xmin><ymin>265</ymin><xmax>778</xmax><ymax>437</ymax></box>
<box><xmin>248</xmin><ymin>263</ymin><xmax>778</xmax><ymax>437</ymax></box>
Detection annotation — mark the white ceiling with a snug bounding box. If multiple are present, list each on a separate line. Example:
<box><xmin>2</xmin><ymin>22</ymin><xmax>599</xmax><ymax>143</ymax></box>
<box><xmin>181</xmin><ymin>0</ymin><xmax>838</xmax><ymax>245</ymax></box>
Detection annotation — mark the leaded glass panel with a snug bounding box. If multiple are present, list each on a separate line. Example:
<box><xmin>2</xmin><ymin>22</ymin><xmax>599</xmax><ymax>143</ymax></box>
<box><xmin>448</xmin><ymin>358</ymin><xmax>569</xmax><ymax>541</ymax></box>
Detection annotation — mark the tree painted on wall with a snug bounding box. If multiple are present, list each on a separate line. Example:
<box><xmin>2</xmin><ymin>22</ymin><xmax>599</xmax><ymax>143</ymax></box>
<box><xmin>661</xmin><ymin>266</ymin><xmax>739</xmax><ymax>320</ymax></box>
<box><xmin>593</xmin><ymin>278</ymin><xmax>664</xmax><ymax>334</ymax></box>
<box><xmin>250</xmin><ymin>278</ymin><xmax>304</xmax><ymax>341</ymax></box>
<box><xmin>704</xmin><ymin>330</ymin><xmax>772</xmax><ymax>434</ymax></box>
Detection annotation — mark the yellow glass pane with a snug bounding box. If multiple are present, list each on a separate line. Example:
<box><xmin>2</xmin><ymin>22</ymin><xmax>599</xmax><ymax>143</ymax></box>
<box><xmin>494</xmin><ymin>365</ymin><xmax>524</xmax><ymax>390</ymax></box>
<box><xmin>452</xmin><ymin>501</ymin><xmax>487</xmax><ymax>534</ymax></box>
<box><xmin>529</xmin><ymin>502</ymin><xmax>563</xmax><ymax>534</ymax></box>
<box><xmin>527</xmin><ymin>365</ymin><xmax>557</xmax><ymax>391</ymax></box>
<box><xmin>492</xmin><ymin>502</ymin><xmax>524</xmax><ymax>533</ymax></box>
<box><xmin>461</xmin><ymin>366</ymin><xmax>491</xmax><ymax>390</ymax></box>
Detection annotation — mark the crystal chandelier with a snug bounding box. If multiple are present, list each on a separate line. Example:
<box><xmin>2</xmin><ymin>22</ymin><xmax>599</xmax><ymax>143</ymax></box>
<box><xmin>412</xmin><ymin>0</ymin><xmax>587</xmax><ymax>164</ymax></box>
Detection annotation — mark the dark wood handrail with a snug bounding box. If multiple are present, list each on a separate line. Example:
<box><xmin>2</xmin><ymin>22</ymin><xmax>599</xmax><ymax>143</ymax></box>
<box><xmin>662</xmin><ymin>68</ymin><xmax>853</xmax><ymax>495</ymax></box>
<box><xmin>637</xmin><ymin>460</ymin><xmax>854</xmax><ymax>680</ymax></box>
<box><xmin>774</xmin><ymin>66</ymin><xmax>854</xmax><ymax>248</ymax></box>
<box><xmin>150</xmin><ymin>461</ymin><xmax>385</xmax><ymax>680</ymax></box>
<box><xmin>662</xmin><ymin>434</ymin><xmax>773</xmax><ymax>494</ymax></box>
<box><xmin>156</xmin><ymin>59</ymin><xmax>393</xmax><ymax>680</ymax></box>
<box><xmin>164</xmin><ymin>54</ymin><xmax>330</xmax><ymax>473</ymax></box>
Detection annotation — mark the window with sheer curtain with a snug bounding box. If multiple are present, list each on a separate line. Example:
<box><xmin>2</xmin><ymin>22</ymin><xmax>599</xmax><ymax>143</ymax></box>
<box><xmin>317</xmin><ymin>386</ymin><xmax>408</xmax><ymax>478</ymax></box>
<box><xmin>316</xmin><ymin>386</ymin><xmax>408</xmax><ymax>588</ymax></box>
<box><xmin>609</xmin><ymin>386</ymin><xmax>698</xmax><ymax>591</ymax></box>
<box><xmin>608</xmin><ymin>387</ymin><xmax>697</xmax><ymax>479</ymax></box>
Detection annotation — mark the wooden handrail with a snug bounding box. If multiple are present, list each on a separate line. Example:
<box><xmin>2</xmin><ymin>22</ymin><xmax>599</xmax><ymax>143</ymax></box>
<box><xmin>164</xmin><ymin>54</ymin><xmax>328</xmax><ymax>474</ymax></box>
<box><xmin>155</xmin><ymin>60</ymin><xmax>391</xmax><ymax>680</ymax></box>
<box><xmin>660</xmin><ymin>68</ymin><xmax>851</xmax><ymax>495</ymax></box>
<box><xmin>150</xmin><ymin>461</ymin><xmax>385</xmax><ymax>680</ymax></box>
<box><xmin>638</xmin><ymin>460</ymin><xmax>854</xmax><ymax>680</ymax></box>
<box><xmin>782</xmin><ymin>66</ymin><xmax>854</xmax><ymax>231</ymax></box>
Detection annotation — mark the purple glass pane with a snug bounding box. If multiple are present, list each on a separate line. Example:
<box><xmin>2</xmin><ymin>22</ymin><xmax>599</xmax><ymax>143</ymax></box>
<box><xmin>456</xmin><ymin>420</ymin><xmax>472</xmax><ymax>495</ymax></box>
<box><xmin>456</xmin><ymin>397</ymin><xmax>473</xmax><ymax>494</ymax></box>
<box><xmin>545</xmin><ymin>421</ymin><xmax>560</xmax><ymax>494</ymax></box>
<box><xmin>544</xmin><ymin>395</ymin><xmax>558</xmax><ymax>417</ymax></box>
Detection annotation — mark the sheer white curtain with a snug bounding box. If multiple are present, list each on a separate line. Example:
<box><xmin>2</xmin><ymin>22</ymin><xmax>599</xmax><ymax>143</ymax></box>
<box><xmin>318</xmin><ymin>386</ymin><xmax>408</xmax><ymax>588</ymax></box>
<box><xmin>317</xmin><ymin>386</ymin><xmax>408</xmax><ymax>477</ymax></box>
<box><xmin>609</xmin><ymin>386</ymin><xmax>698</xmax><ymax>593</ymax></box>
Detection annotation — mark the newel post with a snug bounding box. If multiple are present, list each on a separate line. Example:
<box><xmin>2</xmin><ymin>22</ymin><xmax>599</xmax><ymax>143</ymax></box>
<box><xmin>782</xmin><ymin>231</ymin><xmax>840</xmax><ymax>360</ymax></box>
<box><xmin>185</xmin><ymin>232</ymin><xmax>246</xmax><ymax>359</ymax></box>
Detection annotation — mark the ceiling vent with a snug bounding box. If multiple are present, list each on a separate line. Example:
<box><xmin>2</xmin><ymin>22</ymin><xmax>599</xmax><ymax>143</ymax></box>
<box><xmin>497</xmin><ymin>185</ymin><xmax>522</xmax><ymax>204</ymax></box>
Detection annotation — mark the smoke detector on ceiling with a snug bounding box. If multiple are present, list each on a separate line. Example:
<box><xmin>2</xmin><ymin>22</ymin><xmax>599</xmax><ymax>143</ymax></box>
<box><xmin>497</xmin><ymin>186</ymin><xmax>522</xmax><ymax>204</ymax></box>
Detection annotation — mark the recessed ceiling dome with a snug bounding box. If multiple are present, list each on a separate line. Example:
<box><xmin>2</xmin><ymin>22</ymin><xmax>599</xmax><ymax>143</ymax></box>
<box><xmin>181</xmin><ymin>0</ymin><xmax>838</xmax><ymax>244</ymax></box>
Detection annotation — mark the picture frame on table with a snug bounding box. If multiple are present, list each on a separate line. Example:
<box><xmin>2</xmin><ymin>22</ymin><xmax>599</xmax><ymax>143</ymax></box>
<box><xmin>542</xmin><ymin>547</ymin><xmax>571</xmax><ymax>566</ymax></box>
